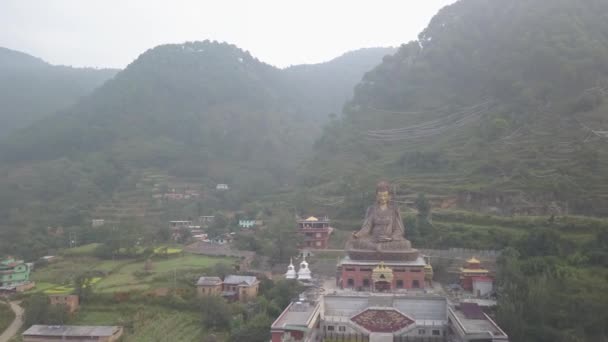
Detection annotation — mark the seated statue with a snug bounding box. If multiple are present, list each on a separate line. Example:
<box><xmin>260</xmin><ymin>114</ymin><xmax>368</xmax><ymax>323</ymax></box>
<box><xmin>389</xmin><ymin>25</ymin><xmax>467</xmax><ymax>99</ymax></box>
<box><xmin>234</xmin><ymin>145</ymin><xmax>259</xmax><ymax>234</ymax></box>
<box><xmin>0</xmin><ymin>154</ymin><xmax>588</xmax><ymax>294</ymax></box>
<box><xmin>346</xmin><ymin>181</ymin><xmax>417</xmax><ymax>261</ymax></box>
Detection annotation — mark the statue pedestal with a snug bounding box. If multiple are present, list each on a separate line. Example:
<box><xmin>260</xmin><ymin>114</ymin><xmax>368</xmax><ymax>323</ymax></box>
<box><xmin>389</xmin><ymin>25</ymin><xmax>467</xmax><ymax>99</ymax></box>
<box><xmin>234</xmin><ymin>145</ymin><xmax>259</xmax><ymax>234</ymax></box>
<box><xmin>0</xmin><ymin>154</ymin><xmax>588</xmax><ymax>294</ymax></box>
<box><xmin>346</xmin><ymin>248</ymin><xmax>420</xmax><ymax>262</ymax></box>
<box><xmin>336</xmin><ymin>256</ymin><xmax>428</xmax><ymax>292</ymax></box>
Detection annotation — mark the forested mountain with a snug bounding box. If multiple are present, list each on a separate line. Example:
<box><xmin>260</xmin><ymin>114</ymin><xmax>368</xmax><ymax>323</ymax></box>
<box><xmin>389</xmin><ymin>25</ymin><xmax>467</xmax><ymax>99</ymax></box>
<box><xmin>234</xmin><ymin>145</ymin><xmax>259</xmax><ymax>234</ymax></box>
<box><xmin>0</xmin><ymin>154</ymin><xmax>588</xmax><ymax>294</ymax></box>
<box><xmin>303</xmin><ymin>0</ymin><xmax>608</xmax><ymax>216</ymax></box>
<box><xmin>0</xmin><ymin>47</ymin><xmax>118</xmax><ymax>137</ymax></box>
<box><xmin>0</xmin><ymin>41</ymin><xmax>391</xmax><ymax>256</ymax></box>
<box><xmin>284</xmin><ymin>47</ymin><xmax>396</xmax><ymax>122</ymax></box>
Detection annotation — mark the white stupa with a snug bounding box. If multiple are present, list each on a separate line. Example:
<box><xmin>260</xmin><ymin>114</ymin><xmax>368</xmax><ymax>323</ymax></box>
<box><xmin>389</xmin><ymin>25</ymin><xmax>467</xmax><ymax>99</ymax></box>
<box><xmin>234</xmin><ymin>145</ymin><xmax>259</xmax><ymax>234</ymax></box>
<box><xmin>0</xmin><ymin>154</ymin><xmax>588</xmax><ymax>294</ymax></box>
<box><xmin>285</xmin><ymin>258</ymin><xmax>297</xmax><ymax>279</ymax></box>
<box><xmin>297</xmin><ymin>256</ymin><xmax>312</xmax><ymax>281</ymax></box>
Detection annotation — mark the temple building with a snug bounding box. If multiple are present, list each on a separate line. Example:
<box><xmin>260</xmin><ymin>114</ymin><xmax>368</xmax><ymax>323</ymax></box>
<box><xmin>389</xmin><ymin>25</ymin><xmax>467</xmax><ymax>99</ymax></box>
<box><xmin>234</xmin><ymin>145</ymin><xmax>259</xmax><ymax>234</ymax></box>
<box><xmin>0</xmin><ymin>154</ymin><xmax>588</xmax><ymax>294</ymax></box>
<box><xmin>459</xmin><ymin>257</ymin><xmax>493</xmax><ymax>295</ymax></box>
<box><xmin>297</xmin><ymin>216</ymin><xmax>333</xmax><ymax>249</ymax></box>
<box><xmin>271</xmin><ymin>181</ymin><xmax>508</xmax><ymax>342</ymax></box>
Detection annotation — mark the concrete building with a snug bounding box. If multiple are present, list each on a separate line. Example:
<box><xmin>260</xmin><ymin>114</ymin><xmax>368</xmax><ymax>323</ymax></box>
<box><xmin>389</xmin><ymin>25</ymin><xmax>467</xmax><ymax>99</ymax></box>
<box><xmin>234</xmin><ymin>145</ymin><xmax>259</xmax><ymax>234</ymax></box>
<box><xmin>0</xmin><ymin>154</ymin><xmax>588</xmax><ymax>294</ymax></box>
<box><xmin>22</xmin><ymin>325</ymin><xmax>123</xmax><ymax>342</ymax></box>
<box><xmin>223</xmin><ymin>275</ymin><xmax>259</xmax><ymax>302</ymax></box>
<box><xmin>196</xmin><ymin>275</ymin><xmax>259</xmax><ymax>302</ymax></box>
<box><xmin>49</xmin><ymin>294</ymin><xmax>80</xmax><ymax>313</ymax></box>
<box><xmin>449</xmin><ymin>303</ymin><xmax>509</xmax><ymax>341</ymax></box>
<box><xmin>297</xmin><ymin>216</ymin><xmax>333</xmax><ymax>249</ymax></box>
<box><xmin>272</xmin><ymin>293</ymin><xmax>509</xmax><ymax>342</ymax></box>
<box><xmin>0</xmin><ymin>257</ymin><xmax>31</xmax><ymax>287</ymax></box>
<box><xmin>196</xmin><ymin>276</ymin><xmax>223</xmax><ymax>297</ymax></box>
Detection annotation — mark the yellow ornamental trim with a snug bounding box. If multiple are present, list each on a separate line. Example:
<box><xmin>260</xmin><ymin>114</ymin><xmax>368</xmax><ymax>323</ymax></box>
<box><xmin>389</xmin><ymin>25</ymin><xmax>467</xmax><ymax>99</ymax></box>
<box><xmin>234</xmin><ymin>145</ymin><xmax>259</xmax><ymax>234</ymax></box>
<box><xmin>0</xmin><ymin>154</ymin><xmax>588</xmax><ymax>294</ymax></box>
<box><xmin>467</xmin><ymin>257</ymin><xmax>481</xmax><ymax>264</ymax></box>
<box><xmin>372</xmin><ymin>262</ymin><xmax>394</xmax><ymax>282</ymax></box>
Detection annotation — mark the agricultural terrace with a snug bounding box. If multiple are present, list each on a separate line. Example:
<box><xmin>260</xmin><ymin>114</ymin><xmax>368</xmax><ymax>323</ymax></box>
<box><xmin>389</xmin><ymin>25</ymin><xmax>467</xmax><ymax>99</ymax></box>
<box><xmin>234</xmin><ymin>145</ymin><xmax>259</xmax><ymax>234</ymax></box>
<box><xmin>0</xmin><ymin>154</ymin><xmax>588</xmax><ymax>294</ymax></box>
<box><xmin>30</xmin><ymin>251</ymin><xmax>235</xmax><ymax>294</ymax></box>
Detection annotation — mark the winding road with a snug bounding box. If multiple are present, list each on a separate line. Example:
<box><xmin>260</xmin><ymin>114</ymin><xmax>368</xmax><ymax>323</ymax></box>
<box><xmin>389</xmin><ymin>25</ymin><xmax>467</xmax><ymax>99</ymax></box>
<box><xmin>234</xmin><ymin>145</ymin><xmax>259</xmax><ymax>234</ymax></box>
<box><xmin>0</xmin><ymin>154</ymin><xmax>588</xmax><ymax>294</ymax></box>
<box><xmin>0</xmin><ymin>301</ymin><xmax>23</xmax><ymax>342</ymax></box>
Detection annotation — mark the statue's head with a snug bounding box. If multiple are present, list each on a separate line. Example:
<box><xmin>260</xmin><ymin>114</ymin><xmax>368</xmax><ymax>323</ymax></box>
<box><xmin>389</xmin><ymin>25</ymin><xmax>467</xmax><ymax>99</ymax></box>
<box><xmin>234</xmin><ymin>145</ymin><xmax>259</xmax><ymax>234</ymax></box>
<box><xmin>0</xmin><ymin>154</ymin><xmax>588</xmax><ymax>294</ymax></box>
<box><xmin>376</xmin><ymin>181</ymin><xmax>391</xmax><ymax>206</ymax></box>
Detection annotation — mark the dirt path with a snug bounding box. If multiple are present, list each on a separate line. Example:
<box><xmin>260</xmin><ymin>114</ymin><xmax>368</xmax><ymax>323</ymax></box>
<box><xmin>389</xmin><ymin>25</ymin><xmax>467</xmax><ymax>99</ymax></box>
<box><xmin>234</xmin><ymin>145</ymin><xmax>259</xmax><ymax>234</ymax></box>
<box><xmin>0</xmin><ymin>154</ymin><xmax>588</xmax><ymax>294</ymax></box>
<box><xmin>0</xmin><ymin>301</ymin><xmax>23</xmax><ymax>342</ymax></box>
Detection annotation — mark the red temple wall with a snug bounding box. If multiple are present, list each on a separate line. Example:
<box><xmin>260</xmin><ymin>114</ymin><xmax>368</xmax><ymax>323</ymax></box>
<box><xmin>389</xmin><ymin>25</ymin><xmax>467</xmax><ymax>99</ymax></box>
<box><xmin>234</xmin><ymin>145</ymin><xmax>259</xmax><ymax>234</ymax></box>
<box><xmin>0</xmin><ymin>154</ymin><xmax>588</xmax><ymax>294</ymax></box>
<box><xmin>340</xmin><ymin>265</ymin><xmax>426</xmax><ymax>290</ymax></box>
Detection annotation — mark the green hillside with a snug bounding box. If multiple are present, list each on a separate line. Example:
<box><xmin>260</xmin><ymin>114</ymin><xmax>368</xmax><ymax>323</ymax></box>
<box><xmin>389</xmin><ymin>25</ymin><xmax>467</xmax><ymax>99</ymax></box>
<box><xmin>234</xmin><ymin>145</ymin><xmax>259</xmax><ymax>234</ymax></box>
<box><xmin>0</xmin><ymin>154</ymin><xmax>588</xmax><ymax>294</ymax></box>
<box><xmin>0</xmin><ymin>41</ymin><xmax>391</xmax><ymax>258</ymax></box>
<box><xmin>0</xmin><ymin>47</ymin><xmax>118</xmax><ymax>137</ymax></box>
<box><xmin>302</xmin><ymin>0</ymin><xmax>608</xmax><ymax>217</ymax></box>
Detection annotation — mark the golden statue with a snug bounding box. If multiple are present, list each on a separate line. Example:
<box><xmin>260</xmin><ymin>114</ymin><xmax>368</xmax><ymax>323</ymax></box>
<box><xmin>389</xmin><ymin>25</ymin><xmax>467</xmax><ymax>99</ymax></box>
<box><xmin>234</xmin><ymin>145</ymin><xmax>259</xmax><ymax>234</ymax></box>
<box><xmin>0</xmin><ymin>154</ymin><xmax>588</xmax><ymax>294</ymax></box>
<box><xmin>347</xmin><ymin>181</ymin><xmax>418</xmax><ymax>261</ymax></box>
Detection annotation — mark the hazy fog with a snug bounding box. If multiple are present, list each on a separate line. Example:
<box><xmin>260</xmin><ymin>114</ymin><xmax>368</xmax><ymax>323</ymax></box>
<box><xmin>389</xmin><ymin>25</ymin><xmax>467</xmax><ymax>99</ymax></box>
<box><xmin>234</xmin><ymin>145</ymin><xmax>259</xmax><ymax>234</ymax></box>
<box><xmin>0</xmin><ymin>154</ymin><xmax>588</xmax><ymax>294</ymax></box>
<box><xmin>0</xmin><ymin>0</ymin><xmax>456</xmax><ymax>68</ymax></box>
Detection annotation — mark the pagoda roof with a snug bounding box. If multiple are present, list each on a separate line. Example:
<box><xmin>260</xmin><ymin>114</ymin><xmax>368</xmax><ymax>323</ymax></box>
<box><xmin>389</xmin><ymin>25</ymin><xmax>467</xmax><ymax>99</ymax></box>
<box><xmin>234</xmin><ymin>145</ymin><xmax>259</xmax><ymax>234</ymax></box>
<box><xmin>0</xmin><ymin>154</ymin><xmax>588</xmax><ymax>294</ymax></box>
<box><xmin>467</xmin><ymin>257</ymin><xmax>481</xmax><ymax>264</ymax></box>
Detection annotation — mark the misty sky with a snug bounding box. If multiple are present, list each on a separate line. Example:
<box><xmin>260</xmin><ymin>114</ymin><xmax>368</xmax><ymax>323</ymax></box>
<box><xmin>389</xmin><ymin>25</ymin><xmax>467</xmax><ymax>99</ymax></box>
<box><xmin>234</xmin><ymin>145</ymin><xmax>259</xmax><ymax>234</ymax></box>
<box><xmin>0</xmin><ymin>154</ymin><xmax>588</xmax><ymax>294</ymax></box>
<box><xmin>0</xmin><ymin>0</ymin><xmax>457</xmax><ymax>69</ymax></box>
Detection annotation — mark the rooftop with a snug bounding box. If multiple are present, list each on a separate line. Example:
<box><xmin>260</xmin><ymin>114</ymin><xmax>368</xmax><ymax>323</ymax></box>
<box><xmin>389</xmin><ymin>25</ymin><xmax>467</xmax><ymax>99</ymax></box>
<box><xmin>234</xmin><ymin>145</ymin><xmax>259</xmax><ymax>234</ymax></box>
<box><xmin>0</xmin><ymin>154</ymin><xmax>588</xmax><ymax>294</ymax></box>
<box><xmin>323</xmin><ymin>293</ymin><xmax>448</xmax><ymax>322</ymax></box>
<box><xmin>223</xmin><ymin>275</ymin><xmax>258</xmax><ymax>286</ymax></box>
<box><xmin>338</xmin><ymin>256</ymin><xmax>427</xmax><ymax>267</ymax></box>
<box><xmin>272</xmin><ymin>301</ymin><xmax>320</xmax><ymax>330</ymax></box>
<box><xmin>450</xmin><ymin>304</ymin><xmax>507</xmax><ymax>338</ymax></box>
<box><xmin>23</xmin><ymin>325</ymin><xmax>121</xmax><ymax>337</ymax></box>
<box><xmin>196</xmin><ymin>276</ymin><xmax>222</xmax><ymax>286</ymax></box>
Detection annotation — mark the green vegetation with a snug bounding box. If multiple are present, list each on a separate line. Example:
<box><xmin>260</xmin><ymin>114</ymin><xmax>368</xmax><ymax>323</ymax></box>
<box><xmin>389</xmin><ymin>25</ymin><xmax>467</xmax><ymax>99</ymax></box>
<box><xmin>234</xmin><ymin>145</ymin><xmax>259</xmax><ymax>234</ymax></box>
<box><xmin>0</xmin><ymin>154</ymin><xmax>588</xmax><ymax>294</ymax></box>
<box><xmin>0</xmin><ymin>302</ymin><xmax>15</xmax><ymax>336</ymax></box>
<box><xmin>0</xmin><ymin>47</ymin><xmax>117</xmax><ymax>137</ymax></box>
<box><xmin>30</xmin><ymin>253</ymin><xmax>234</xmax><ymax>294</ymax></box>
<box><xmin>303</xmin><ymin>0</ymin><xmax>608</xmax><ymax>218</ymax></box>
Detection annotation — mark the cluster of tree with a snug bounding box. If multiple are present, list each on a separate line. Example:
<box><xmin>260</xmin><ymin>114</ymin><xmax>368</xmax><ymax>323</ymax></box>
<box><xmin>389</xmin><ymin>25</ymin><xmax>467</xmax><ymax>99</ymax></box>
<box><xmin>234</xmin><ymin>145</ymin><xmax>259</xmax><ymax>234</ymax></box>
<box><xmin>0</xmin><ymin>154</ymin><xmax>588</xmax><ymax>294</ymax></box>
<box><xmin>496</xmin><ymin>228</ymin><xmax>608</xmax><ymax>342</ymax></box>
<box><xmin>304</xmin><ymin>0</ymin><xmax>608</xmax><ymax>216</ymax></box>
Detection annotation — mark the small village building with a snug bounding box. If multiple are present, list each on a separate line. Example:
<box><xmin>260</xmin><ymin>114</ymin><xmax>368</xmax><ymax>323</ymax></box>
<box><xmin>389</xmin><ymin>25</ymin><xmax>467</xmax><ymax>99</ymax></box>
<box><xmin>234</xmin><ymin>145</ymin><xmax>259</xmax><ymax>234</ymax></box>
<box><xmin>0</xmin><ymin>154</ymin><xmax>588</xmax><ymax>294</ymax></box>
<box><xmin>196</xmin><ymin>275</ymin><xmax>259</xmax><ymax>302</ymax></box>
<box><xmin>0</xmin><ymin>257</ymin><xmax>31</xmax><ymax>287</ymax></box>
<box><xmin>297</xmin><ymin>216</ymin><xmax>333</xmax><ymax>249</ymax></box>
<box><xmin>196</xmin><ymin>276</ymin><xmax>223</xmax><ymax>297</ymax></box>
<box><xmin>238</xmin><ymin>219</ymin><xmax>257</xmax><ymax>229</ymax></box>
<box><xmin>198</xmin><ymin>215</ymin><xmax>215</xmax><ymax>226</ymax></box>
<box><xmin>222</xmin><ymin>275</ymin><xmax>259</xmax><ymax>301</ymax></box>
<box><xmin>216</xmin><ymin>184</ymin><xmax>229</xmax><ymax>191</ymax></box>
<box><xmin>459</xmin><ymin>257</ymin><xmax>492</xmax><ymax>292</ymax></box>
<box><xmin>22</xmin><ymin>325</ymin><xmax>123</xmax><ymax>342</ymax></box>
<box><xmin>169</xmin><ymin>220</ymin><xmax>193</xmax><ymax>229</ymax></box>
<box><xmin>49</xmin><ymin>294</ymin><xmax>79</xmax><ymax>313</ymax></box>
<box><xmin>91</xmin><ymin>219</ymin><xmax>105</xmax><ymax>227</ymax></box>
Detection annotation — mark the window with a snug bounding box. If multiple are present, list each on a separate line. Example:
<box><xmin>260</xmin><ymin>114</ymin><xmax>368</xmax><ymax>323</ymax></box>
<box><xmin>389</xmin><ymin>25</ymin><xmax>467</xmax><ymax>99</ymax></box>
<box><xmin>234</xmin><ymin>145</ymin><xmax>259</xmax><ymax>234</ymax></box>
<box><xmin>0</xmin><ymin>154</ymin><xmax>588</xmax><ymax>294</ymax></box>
<box><xmin>418</xmin><ymin>329</ymin><xmax>425</xmax><ymax>335</ymax></box>
<box><xmin>347</xmin><ymin>278</ymin><xmax>355</xmax><ymax>287</ymax></box>
<box><xmin>345</xmin><ymin>267</ymin><xmax>355</xmax><ymax>272</ymax></box>
<box><xmin>327</xmin><ymin>326</ymin><xmax>335</xmax><ymax>331</ymax></box>
<box><xmin>316</xmin><ymin>241</ymin><xmax>322</xmax><ymax>247</ymax></box>
<box><xmin>316</xmin><ymin>233</ymin><xmax>322</xmax><ymax>238</ymax></box>
<box><xmin>413</xmin><ymin>280</ymin><xmax>420</xmax><ymax>288</ymax></box>
<box><xmin>359</xmin><ymin>268</ymin><xmax>372</xmax><ymax>272</ymax></box>
<box><xmin>432</xmin><ymin>330</ymin><xmax>441</xmax><ymax>336</ymax></box>
<box><xmin>338</xmin><ymin>326</ymin><xmax>346</xmax><ymax>332</ymax></box>
<box><xmin>410</xmin><ymin>269</ymin><xmax>421</xmax><ymax>273</ymax></box>
<box><xmin>305</xmin><ymin>233</ymin><xmax>313</xmax><ymax>237</ymax></box>
<box><xmin>396</xmin><ymin>280</ymin><xmax>404</xmax><ymax>289</ymax></box>
<box><xmin>363</xmin><ymin>279</ymin><xmax>370</xmax><ymax>287</ymax></box>
<box><xmin>393</xmin><ymin>268</ymin><xmax>405</xmax><ymax>272</ymax></box>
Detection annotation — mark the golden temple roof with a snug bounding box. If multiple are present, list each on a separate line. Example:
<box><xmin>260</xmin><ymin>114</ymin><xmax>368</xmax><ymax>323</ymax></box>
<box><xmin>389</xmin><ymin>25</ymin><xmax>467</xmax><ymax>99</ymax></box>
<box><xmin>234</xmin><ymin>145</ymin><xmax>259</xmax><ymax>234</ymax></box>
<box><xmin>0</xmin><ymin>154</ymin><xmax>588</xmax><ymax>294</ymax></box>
<box><xmin>467</xmin><ymin>257</ymin><xmax>480</xmax><ymax>264</ymax></box>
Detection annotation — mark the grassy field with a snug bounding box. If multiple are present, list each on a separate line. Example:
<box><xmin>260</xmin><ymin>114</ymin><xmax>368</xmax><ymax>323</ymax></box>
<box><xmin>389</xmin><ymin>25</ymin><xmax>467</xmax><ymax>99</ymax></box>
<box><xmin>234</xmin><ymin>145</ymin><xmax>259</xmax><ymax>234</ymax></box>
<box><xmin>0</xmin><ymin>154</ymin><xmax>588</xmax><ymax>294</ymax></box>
<box><xmin>72</xmin><ymin>303</ymin><xmax>203</xmax><ymax>342</ymax></box>
<box><xmin>0</xmin><ymin>302</ymin><xmax>15</xmax><ymax>337</ymax></box>
<box><xmin>30</xmin><ymin>253</ymin><xmax>234</xmax><ymax>294</ymax></box>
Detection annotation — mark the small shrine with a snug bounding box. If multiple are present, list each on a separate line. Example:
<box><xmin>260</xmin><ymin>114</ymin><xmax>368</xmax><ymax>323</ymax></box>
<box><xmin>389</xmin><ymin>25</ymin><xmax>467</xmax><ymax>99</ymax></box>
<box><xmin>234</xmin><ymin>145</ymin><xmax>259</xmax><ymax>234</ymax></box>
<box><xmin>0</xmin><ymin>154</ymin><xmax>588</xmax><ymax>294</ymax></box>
<box><xmin>460</xmin><ymin>257</ymin><xmax>493</xmax><ymax>295</ymax></box>
<box><xmin>297</xmin><ymin>257</ymin><xmax>312</xmax><ymax>281</ymax></box>
<box><xmin>285</xmin><ymin>258</ymin><xmax>297</xmax><ymax>280</ymax></box>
